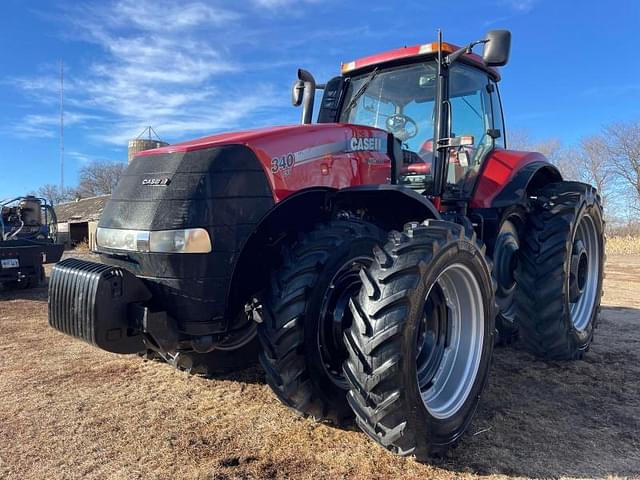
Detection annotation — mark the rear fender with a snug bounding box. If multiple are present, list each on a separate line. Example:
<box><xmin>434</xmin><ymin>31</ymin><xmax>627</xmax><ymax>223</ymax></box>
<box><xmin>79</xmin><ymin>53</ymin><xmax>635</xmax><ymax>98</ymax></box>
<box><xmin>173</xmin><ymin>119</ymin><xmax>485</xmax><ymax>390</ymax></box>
<box><xmin>469</xmin><ymin>155</ymin><xmax>562</xmax><ymax>257</ymax></box>
<box><xmin>471</xmin><ymin>150</ymin><xmax>562</xmax><ymax>209</ymax></box>
<box><xmin>490</xmin><ymin>161</ymin><xmax>562</xmax><ymax>208</ymax></box>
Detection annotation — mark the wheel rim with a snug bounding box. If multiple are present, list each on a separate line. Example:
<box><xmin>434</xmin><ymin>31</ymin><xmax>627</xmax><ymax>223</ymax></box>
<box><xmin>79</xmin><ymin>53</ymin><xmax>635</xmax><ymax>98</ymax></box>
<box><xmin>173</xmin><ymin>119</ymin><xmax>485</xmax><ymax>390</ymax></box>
<box><xmin>319</xmin><ymin>256</ymin><xmax>371</xmax><ymax>389</ymax></box>
<box><xmin>494</xmin><ymin>218</ymin><xmax>520</xmax><ymax>323</ymax></box>
<box><xmin>417</xmin><ymin>263</ymin><xmax>485</xmax><ymax>419</ymax></box>
<box><xmin>569</xmin><ymin>213</ymin><xmax>600</xmax><ymax>331</ymax></box>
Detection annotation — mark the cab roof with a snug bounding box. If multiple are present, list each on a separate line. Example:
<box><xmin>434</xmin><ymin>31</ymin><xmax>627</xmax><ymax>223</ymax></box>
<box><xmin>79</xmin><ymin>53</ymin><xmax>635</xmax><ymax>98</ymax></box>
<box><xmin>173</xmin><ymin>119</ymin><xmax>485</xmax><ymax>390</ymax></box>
<box><xmin>341</xmin><ymin>41</ymin><xmax>500</xmax><ymax>81</ymax></box>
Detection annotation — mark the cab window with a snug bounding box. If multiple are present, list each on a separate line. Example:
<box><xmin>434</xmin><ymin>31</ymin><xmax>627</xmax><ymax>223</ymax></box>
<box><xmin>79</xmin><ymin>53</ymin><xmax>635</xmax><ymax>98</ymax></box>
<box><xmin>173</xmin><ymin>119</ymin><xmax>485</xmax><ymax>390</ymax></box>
<box><xmin>447</xmin><ymin>64</ymin><xmax>495</xmax><ymax>193</ymax></box>
<box><xmin>339</xmin><ymin>63</ymin><xmax>438</xmax><ymax>192</ymax></box>
<box><xmin>350</xmin><ymin>94</ymin><xmax>395</xmax><ymax>130</ymax></box>
<box><xmin>339</xmin><ymin>62</ymin><xmax>437</xmax><ymax>155</ymax></box>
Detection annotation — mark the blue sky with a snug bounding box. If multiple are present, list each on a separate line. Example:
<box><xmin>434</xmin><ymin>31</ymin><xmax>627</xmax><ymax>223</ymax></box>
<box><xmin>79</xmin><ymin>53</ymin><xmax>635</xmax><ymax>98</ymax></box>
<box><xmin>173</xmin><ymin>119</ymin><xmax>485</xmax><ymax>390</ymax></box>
<box><xmin>1</xmin><ymin>0</ymin><xmax>639</xmax><ymax>198</ymax></box>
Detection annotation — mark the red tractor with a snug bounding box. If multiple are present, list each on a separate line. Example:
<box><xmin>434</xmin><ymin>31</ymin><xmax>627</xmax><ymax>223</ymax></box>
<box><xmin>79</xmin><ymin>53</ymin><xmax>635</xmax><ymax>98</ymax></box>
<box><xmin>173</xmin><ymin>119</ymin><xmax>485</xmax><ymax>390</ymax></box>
<box><xmin>49</xmin><ymin>30</ymin><xmax>604</xmax><ymax>459</ymax></box>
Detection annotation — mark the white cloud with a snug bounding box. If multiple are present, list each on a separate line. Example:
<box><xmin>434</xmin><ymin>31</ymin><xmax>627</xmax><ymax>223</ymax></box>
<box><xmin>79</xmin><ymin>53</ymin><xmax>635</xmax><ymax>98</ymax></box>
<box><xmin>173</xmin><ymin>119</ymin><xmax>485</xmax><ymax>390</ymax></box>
<box><xmin>65</xmin><ymin>151</ymin><xmax>92</xmax><ymax>164</ymax></box>
<box><xmin>252</xmin><ymin>0</ymin><xmax>320</xmax><ymax>8</ymax></box>
<box><xmin>8</xmin><ymin>0</ymin><xmax>286</xmax><ymax>145</ymax></box>
<box><xmin>96</xmin><ymin>84</ymin><xmax>282</xmax><ymax>145</ymax></box>
<box><xmin>104</xmin><ymin>0</ymin><xmax>239</xmax><ymax>31</ymax></box>
<box><xmin>11</xmin><ymin>115</ymin><xmax>57</xmax><ymax>138</ymax></box>
<box><xmin>501</xmin><ymin>0</ymin><xmax>537</xmax><ymax>12</ymax></box>
<box><xmin>8</xmin><ymin>112</ymin><xmax>100</xmax><ymax>139</ymax></box>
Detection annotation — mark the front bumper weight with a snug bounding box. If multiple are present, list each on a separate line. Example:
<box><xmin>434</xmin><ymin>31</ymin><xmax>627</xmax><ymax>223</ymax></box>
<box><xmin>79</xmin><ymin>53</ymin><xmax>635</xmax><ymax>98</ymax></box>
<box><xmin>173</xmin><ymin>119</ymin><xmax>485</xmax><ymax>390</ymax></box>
<box><xmin>48</xmin><ymin>258</ymin><xmax>152</xmax><ymax>354</ymax></box>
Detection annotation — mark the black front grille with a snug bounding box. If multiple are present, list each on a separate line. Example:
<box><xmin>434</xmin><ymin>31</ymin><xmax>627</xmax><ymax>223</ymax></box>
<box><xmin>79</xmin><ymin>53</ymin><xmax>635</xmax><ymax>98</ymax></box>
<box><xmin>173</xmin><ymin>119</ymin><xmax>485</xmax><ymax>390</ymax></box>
<box><xmin>48</xmin><ymin>258</ymin><xmax>151</xmax><ymax>354</ymax></box>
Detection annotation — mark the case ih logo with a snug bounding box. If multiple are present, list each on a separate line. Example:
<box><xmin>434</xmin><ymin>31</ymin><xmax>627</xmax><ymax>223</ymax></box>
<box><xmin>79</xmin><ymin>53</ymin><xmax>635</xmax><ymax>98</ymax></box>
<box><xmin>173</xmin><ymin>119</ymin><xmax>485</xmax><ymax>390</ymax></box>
<box><xmin>142</xmin><ymin>178</ymin><xmax>171</xmax><ymax>186</ymax></box>
<box><xmin>350</xmin><ymin>136</ymin><xmax>383</xmax><ymax>152</ymax></box>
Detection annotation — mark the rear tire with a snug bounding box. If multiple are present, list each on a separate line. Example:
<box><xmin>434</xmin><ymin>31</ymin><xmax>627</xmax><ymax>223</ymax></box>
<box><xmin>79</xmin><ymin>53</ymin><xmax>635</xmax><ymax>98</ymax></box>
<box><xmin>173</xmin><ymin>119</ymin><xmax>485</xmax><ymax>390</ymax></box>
<box><xmin>493</xmin><ymin>209</ymin><xmax>525</xmax><ymax>345</ymax></box>
<box><xmin>259</xmin><ymin>219</ymin><xmax>386</xmax><ymax>424</ymax></box>
<box><xmin>515</xmin><ymin>182</ymin><xmax>604</xmax><ymax>360</ymax></box>
<box><xmin>344</xmin><ymin>220</ymin><xmax>495</xmax><ymax>459</ymax></box>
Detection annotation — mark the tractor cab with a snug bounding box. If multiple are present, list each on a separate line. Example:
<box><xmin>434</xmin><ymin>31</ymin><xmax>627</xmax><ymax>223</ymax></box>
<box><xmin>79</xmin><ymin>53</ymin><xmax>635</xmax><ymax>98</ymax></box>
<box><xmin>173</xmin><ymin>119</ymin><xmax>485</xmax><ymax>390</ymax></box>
<box><xmin>297</xmin><ymin>30</ymin><xmax>511</xmax><ymax>208</ymax></box>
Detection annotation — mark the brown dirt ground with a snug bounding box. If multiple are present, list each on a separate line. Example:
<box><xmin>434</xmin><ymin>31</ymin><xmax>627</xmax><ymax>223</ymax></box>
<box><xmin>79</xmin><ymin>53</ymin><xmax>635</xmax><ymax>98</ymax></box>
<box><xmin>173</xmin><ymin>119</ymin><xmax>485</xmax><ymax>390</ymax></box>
<box><xmin>0</xmin><ymin>255</ymin><xmax>638</xmax><ymax>480</ymax></box>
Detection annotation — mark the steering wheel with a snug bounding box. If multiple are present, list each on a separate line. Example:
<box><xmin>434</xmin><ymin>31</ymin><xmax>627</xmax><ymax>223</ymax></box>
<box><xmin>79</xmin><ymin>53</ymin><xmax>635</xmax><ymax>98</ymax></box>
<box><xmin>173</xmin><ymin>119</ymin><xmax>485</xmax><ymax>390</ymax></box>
<box><xmin>385</xmin><ymin>114</ymin><xmax>418</xmax><ymax>142</ymax></box>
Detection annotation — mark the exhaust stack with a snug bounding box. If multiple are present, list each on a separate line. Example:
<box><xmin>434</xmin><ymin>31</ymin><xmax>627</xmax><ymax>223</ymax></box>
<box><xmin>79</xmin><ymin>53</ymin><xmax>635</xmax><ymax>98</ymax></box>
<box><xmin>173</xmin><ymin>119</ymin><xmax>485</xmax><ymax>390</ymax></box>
<box><xmin>294</xmin><ymin>69</ymin><xmax>316</xmax><ymax>124</ymax></box>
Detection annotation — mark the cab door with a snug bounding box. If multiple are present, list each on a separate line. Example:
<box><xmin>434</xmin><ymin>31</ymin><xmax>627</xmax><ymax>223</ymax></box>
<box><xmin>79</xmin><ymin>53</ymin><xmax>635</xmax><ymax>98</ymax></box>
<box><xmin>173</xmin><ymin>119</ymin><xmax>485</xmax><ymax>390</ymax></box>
<box><xmin>446</xmin><ymin>64</ymin><xmax>504</xmax><ymax>197</ymax></box>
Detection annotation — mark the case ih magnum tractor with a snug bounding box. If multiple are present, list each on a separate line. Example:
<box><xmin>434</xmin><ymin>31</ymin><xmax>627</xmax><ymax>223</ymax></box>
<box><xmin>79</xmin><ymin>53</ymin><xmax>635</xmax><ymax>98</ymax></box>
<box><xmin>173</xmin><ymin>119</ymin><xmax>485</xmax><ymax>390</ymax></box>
<box><xmin>49</xmin><ymin>30</ymin><xmax>604</xmax><ymax>458</ymax></box>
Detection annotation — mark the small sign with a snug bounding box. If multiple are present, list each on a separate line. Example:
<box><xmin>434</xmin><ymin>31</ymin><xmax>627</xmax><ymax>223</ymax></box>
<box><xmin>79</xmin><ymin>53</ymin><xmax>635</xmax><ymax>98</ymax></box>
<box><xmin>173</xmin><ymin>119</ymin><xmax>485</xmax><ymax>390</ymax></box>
<box><xmin>1</xmin><ymin>259</ymin><xmax>19</xmax><ymax>269</ymax></box>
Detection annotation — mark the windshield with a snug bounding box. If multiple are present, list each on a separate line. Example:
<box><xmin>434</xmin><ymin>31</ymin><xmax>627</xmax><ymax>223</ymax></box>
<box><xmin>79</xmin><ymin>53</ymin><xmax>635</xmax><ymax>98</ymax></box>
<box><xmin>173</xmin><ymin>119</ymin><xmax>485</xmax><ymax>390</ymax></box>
<box><xmin>340</xmin><ymin>62</ymin><xmax>437</xmax><ymax>153</ymax></box>
<box><xmin>339</xmin><ymin>61</ymin><xmax>498</xmax><ymax>198</ymax></box>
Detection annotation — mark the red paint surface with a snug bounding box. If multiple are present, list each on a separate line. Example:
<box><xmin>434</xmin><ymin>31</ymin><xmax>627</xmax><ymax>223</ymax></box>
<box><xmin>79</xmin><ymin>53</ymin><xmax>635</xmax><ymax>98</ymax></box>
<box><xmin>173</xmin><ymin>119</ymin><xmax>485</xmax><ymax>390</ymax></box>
<box><xmin>470</xmin><ymin>149</ymin><xmax>548</xmax><ymax>208</ymax></box>
<box><xmin>138</xmin><ymin>124</ymin><xmax>546</xmax><ymax>211</ymax></box>
<box><xmin>136</xmin><ymin>124</ymin><xmax>319</xmax><ymax>155</ymax></box>
<box><xmin>344</xmin><ymin>42</ymin><xmax>499</xmax><ymax>79</ymax></box>
<box><xmin>138</xmin><ymin>123</ymin><xmax>391</xmax><ymax>203</ymax></box>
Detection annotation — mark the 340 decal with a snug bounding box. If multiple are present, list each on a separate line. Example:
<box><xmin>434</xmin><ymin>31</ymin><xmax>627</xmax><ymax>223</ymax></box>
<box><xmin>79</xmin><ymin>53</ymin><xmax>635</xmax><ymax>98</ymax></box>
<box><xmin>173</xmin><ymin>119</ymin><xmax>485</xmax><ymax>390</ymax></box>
<box><xmin>271</xmin><ymin>153</ymin><xmax>296</xmax><ymax>176</ymax></box>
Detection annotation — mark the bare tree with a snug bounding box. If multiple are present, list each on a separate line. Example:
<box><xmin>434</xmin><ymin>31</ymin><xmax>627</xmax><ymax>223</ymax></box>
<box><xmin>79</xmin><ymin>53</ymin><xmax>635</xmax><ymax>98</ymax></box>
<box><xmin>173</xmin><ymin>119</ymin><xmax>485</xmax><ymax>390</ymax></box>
<box><xmin>35</xmin><ymin>184</ymin><xmax>76</xmax><ymax>205</ymax></box>
<box><xmin>76</xmin><ymin>161</ymin><xmax>126</xmax><ymax>197</ymax></box>
<box><xmin>576</xmin><ymin>135</ymin><xmax>616</xmax><ymax>203</ymax></box>
<box><xmin>504</xmin><ymin>129</ymin><xmax>623</xmax><ymax>223</ymax></box>
<box><xmin>508</xmin><ymin>129</ymin><xmax>578</xmax><ymax>179</ymax></box>
<box><xmin>551</xmin><ymin>148</ymin><xmax>582</xmax><ymax>183</ymax></box>
<box><xmin>604</xmin><ymin>121</ymin><xmax>640</xmax><ymax>212</ymax></box>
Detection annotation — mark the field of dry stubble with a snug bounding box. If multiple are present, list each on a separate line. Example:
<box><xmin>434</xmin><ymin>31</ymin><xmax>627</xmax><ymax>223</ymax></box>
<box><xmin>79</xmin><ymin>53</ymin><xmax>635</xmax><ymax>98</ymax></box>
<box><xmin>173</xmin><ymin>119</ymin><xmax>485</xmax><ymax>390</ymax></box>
<box><xmin>0</xmin><ymin>254</ymin><xmax>638</xmax><ymax>479</ymax></box>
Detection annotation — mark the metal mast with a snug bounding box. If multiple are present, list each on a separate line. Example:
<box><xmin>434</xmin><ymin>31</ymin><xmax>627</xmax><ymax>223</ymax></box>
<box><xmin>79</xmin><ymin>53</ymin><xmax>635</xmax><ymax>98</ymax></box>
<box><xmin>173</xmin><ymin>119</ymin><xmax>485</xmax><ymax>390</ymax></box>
<box><xmin>60</xmin><ymin>60</ymin><xmax>64</xmax><ymax>191</ymax></box>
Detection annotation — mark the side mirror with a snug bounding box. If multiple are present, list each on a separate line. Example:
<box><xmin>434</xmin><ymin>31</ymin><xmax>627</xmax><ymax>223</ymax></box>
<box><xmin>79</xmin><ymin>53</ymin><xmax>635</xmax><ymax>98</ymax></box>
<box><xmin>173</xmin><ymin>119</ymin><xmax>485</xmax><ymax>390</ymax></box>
<box><xmin>482</xmin><ymin>30</ymin><xmax>511</xmax><ymax>67</ymax></box>
<box><xmin>291</xmin><ymin>79</ymin><xmax>304</xmax><ymax>107</ymax></box>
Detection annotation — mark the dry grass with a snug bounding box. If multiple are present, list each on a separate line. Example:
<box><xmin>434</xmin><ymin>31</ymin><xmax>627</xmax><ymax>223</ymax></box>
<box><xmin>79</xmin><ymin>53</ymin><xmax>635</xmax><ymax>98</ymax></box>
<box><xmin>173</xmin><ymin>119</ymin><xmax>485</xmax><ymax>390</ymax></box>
<box><xmin>0</xmin><ymin>257</ymin><xmax>639</xmax><ymax>479</ymax></box>
<box><xmin>606</xmin><ymin>235</ymin><xmax>640</xmax><ymax>255</ymax></box>
<box><xmin>71</xmin><ymin>239</ymin><xmax>91</xmax><ymax>252</ymax></box>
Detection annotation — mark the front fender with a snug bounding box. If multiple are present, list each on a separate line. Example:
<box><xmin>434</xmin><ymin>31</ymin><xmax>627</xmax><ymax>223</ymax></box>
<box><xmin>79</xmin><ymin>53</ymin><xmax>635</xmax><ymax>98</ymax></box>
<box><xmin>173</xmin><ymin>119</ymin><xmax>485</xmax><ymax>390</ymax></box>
<box><xmin>331</xmin><ymin>184</ymin><xmax>441</xmax><ymax>228</ymax></box>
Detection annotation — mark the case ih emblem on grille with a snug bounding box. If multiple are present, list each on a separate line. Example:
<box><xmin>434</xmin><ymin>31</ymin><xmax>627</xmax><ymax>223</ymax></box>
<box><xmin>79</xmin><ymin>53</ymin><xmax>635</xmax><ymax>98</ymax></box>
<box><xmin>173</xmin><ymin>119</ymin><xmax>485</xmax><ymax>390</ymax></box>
<box><xmin>142</xmin><ymin>178</ymin><xmax>171</xmax><ymax>186</ymax></box>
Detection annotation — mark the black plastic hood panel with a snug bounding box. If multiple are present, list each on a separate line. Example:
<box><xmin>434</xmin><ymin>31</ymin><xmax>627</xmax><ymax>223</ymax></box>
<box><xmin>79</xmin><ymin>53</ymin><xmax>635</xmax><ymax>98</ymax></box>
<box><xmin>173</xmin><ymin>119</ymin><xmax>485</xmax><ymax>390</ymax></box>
<box><xmin>101</xmin><ymin>145</ymin><xmax>273</xmax><ymax>232</ymax></box>
<box><xmin>97</xmin><ymin>145</ymin><xmax>274</xmax><ymax>336</ymax></box>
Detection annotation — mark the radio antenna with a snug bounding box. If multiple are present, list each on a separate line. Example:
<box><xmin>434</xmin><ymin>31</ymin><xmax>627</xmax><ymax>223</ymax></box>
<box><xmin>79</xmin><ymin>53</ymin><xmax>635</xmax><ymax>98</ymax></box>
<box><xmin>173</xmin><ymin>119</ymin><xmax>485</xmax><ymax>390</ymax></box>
<box><xmin>60</xmin><ymin>60</ymin><xmax>64</xmax><ymax>191</ymax></box>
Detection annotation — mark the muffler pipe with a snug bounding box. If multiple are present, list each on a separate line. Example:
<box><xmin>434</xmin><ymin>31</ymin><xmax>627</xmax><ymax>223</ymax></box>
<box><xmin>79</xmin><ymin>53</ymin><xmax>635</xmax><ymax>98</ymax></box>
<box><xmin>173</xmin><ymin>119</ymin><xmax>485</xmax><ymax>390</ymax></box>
<box><xmin>298</xmin><ymin>68</ymin><xmax>316</xmax><ymax>124</ymax></box>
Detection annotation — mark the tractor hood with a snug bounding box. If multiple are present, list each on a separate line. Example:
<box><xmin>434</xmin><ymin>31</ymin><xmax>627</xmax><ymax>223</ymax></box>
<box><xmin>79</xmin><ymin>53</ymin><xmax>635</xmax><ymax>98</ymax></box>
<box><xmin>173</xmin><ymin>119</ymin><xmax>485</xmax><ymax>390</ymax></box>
<box><xmin>137</xmin><ymin>123</ymin><xmax>388</xmax><ymax>160</ymax></box>
<box><xmin>137</xmin><ymin>124</ymin><xmax>321</xmax><ymax>155</ymax></box>
<box><xmin>107</xmin><ymin>121</ymin><xmax>390</xmax><ymax>234</ymax></box>
<box><xmin>136</xmin><ymin>122</ymin><xmax>391</xmax><ymax>201</ymax></box>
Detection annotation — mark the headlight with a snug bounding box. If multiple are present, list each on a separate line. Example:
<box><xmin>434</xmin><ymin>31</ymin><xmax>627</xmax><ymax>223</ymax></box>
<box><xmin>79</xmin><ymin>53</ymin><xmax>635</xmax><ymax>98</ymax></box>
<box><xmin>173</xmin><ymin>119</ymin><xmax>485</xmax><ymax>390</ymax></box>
<box><xmin>149</xmin><ymin>228</ymin><xmax>212</xmax><ymax>253</ymax></box>
<box><xmin>96</xmin><ymin>228</ymin><xmax>148</xmax><ymax>252</ymax></box>
<box><xmin>96</xmin><ymin>227</ymin><xmax>212</xmax><ymax>253</ymax></box>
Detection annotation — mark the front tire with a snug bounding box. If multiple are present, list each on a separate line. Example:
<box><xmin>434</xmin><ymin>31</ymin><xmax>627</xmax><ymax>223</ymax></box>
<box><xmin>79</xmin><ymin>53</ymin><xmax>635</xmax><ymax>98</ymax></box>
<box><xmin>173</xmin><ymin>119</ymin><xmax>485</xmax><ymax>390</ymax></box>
<box><xmin>515</xmin><ymin>182</ymin><xmax>604</xmax><ymax>360</ymax></box>
<box><xmin>259</xmin><ymin>219</ymin><xmax>386</xmax><ymax>424</ymax></box>
<box><xmin>344</xmin><ymin>220</ymin><xmax>495</xmax><ymax>459</ymax></box>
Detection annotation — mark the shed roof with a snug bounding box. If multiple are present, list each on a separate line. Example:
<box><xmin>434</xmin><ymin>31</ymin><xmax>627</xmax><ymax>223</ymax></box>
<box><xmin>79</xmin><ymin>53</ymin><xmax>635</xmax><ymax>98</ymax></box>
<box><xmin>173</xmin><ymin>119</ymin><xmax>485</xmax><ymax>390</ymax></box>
<box><xmin>55</xmin><ymin>195</ymin><xmax>110</xmax><ymax>223</ymax></box>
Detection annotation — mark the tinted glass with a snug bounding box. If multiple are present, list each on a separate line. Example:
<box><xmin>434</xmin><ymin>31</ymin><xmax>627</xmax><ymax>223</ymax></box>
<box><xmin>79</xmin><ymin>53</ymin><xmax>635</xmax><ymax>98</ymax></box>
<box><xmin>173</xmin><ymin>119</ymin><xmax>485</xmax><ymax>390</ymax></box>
<box><xmin>340</xmin><ymin>62</ymin><xmax>438</xmax><ymax>192</ymax></box>
<box><xmin>447</xmin><ymin>64</ymin><xmax>494</xmax><ymax>194</ymax></box>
